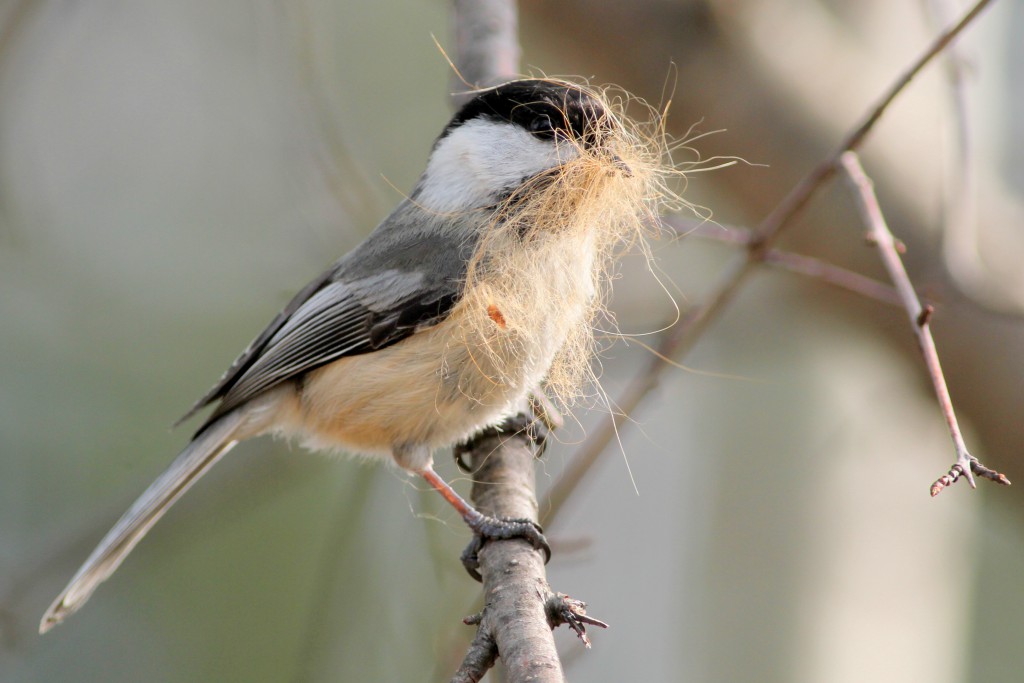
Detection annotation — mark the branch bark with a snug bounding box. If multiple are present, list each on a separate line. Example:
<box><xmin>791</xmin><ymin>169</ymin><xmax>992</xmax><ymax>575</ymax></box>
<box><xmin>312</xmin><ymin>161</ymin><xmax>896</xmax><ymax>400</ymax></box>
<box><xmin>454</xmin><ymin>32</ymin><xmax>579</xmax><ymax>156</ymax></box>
<box><xmin>451</xmin><ymin>0</ymin><xmax>520</xmax><ymax>103</ymax></box>
<box><xmin>447</xmin><ymin>2</ymin><xmax>603</xmax><ymax>681</ymax></box>
<box><xmin>452</xmin><ymin>432</ymin><xmax>564</xmax><ymax>682</ymax></box>
<box><xmin>838</xmin><ymin>152</ymin><xmax>1010</xmax><ymax>495</ymax></box>
<box><xmin>666</xmin><ymin>216</ymin><xmax>904</xmax><ymax>307</ymax></box>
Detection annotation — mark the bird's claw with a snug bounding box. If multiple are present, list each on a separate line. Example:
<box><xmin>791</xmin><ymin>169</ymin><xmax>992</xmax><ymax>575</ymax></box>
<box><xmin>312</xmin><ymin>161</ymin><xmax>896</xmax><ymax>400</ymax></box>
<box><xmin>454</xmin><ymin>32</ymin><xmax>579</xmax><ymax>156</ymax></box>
<box><xmin>460</xmin><ymin>516</ymin><xmax>551</xmax><ymax>582</ymax></box>
<box><xmin>453</xmin><ymin>412</ymin><xmax>550</xmax><ymax>473</ymax></box>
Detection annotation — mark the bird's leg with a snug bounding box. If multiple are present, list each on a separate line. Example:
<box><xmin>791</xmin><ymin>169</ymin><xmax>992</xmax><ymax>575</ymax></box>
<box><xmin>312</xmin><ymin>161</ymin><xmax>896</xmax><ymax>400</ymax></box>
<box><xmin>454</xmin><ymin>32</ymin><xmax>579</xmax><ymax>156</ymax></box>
<box><xmin>417</xmin><ymin>463</ymin><xmax>550</xmax><ymax>582</ymax></box>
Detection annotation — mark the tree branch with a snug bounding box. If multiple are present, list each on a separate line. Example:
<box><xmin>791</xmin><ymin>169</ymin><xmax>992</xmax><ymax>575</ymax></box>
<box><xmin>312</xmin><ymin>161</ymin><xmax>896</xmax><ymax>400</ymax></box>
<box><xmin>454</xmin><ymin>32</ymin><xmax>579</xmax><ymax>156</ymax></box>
<box><xmin>838</xmin><ymin>151</ymin><xmax>1009</xmax><ymax>495</ymax></box>
<box><xmin>666</xmin><ymin>216</ymin><xmax>903</xmax><ymax>307</ymax></box>
<box><xmin>455</xmin><ymin>432</ymin><xmax>564</xmax><ymax>682</ymax></box>
<box><xmin>448</xmin><ymin>2</ymin><xmax>604</xmax><ymax>681</ymax></box>
<box><xmin>451</xmin><ymin>0</ymin><xmax>520</xmax><ymax>104</ymax></box>
<box><xmin>541</xmin><ymin>0</ymin><xmax>999</xmax><ymax>524</ymax></box>
<box><xmin>451</xmin><ymin>617</ymin><xmax>498</xmax><ymax>683</ymax></box>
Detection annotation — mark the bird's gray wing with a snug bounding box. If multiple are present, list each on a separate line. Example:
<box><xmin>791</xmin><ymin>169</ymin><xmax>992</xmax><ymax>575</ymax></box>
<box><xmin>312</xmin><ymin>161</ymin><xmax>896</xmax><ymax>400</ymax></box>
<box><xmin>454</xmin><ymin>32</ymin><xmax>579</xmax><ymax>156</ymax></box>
<box><xmin>203</xmin><ymin>271</ymin><xmax>458</xmax><ymax>423</ymax></box>
<box><xmin>181</xmin><ymin>223</ymin><xmax>474</xmax><ymax>431</ymax></box>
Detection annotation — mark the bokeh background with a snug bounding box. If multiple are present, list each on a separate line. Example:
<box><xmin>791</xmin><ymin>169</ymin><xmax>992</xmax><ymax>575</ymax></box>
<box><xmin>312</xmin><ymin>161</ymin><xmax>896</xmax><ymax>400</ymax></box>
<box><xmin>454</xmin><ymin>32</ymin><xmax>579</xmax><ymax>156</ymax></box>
<box><xmin>3</xmin><ymin>1</ymin><xmax>1024</xmax><ymax>681</ymax></box>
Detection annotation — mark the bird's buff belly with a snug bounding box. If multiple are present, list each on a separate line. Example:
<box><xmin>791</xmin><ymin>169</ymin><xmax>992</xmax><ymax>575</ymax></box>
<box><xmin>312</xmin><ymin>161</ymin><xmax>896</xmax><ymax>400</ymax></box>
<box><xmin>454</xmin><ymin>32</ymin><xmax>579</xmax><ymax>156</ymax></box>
<box><xmin>280</xmin><ymin>308</ymin><xmax>554</xmax><ymax>457</ymax></box>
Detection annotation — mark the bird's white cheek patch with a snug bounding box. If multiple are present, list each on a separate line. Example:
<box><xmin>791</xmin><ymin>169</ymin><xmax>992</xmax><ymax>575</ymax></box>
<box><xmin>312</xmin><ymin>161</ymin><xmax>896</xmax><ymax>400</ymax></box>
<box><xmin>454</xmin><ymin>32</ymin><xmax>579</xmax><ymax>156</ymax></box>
<box><xmin>417</xmin><ymin>118</ymin><xmax>573</xmax><ymax>212</ymax></box>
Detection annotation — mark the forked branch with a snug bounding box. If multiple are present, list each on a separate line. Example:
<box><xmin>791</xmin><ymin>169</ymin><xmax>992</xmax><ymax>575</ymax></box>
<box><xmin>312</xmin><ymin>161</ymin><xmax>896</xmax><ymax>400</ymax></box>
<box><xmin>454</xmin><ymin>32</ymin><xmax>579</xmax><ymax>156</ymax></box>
<box><xmin>838</xmin><ymin>152</ymin><xmax>1009</xmax><ymax>495</ymax></box>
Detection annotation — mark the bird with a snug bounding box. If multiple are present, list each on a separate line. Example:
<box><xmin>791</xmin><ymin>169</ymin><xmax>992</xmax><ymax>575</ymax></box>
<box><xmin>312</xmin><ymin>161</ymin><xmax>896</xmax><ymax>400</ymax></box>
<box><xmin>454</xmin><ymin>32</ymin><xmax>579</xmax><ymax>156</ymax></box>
<box><xmin>40</xmin><ymin>78</ymin><xmax>657</xmax><ymax>633</ymax></box>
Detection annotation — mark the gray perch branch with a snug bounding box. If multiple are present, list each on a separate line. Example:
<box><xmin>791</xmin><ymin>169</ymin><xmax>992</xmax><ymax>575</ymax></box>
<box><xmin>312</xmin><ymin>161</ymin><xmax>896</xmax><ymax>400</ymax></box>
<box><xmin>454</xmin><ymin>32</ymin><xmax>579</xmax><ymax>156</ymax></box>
<box><xmin>448</xmin><ymin>1</ymin><xmax>604</xmax><ymax>681</ymax></box>
<box><xmin>451</xmin><ymin>0</ymin><xmax>521</xmax><ymax>105</ymax></box>
<box><xmin>452</xmin><ymin>432</ymin><xmax>606</xmax><ymax>682</ymax></box>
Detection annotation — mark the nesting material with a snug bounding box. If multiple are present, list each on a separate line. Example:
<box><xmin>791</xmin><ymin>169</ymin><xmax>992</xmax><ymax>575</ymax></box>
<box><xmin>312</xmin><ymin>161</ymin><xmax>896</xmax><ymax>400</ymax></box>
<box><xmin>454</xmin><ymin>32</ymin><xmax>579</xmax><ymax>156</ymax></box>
<box><xmin>450</xmin><ymin>79</ymin><xmax>679</xmax><ymax>409</ymax></box>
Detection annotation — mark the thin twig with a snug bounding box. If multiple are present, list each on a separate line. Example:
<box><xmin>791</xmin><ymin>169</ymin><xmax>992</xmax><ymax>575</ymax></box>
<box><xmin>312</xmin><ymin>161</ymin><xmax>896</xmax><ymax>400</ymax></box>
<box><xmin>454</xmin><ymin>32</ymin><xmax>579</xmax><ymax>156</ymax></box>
<box><xmin>667</xmin><ymin>217</ymin><xmax>903</xmax><ymax>307</ymax></box>
<box><xmin>451</xmin><ymin>627</ymin><xmax>498</xmax><ymax>683</ymax></box>
<box><xmin>546</xmin><ymin>593</ymin><xmax>609</xmax><ymax>648</ymax></box>
<box><xmin>541</xmin><ymin>0</ymin><xmax>998</xmax><ymax>525</ymax></box>
<box><xmin>838</xmin><ymin>152</ymin><xmax>1009</xmax><ymax>495</ymax></box>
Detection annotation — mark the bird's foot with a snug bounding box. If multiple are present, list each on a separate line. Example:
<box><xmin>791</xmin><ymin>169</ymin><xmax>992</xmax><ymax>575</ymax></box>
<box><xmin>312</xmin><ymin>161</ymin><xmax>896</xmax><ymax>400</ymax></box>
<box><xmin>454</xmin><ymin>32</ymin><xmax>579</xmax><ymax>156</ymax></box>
<box><xmin>460</xmin><ymin>511</ymin><xmax>551</xmax><ymax>582</ymax></box>
<box><xmin>453</xmin><ymin>411</ymin><xmax>550</xmax><ymax>473</ymax></box>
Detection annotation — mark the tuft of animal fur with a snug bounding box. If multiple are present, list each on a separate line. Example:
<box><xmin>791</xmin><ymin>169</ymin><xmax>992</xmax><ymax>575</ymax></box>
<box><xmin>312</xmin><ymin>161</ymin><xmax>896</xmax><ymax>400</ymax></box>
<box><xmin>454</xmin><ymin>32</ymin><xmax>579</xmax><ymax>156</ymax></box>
<box><xmin>449</xmin><ymin>80</ymin><xmax>672</xmax><ymax>410</ymax></box>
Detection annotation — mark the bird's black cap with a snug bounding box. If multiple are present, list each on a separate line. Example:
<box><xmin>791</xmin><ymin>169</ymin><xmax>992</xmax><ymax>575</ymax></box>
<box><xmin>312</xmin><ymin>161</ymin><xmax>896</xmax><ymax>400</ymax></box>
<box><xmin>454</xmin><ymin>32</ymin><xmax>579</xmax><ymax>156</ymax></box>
<box><xmin>440</xmin><ymin>80</ymin><xmax>606</xmax><ymax>146</ymax></box>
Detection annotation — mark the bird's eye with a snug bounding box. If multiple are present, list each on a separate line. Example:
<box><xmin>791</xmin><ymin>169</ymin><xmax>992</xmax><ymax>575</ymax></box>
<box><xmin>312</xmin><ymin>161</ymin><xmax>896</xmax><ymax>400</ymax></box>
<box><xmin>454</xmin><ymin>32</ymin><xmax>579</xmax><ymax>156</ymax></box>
<box><xmin>528</xmin><ymin>115</ymin><xmax>555</xmax><ymax>137</ymax></box>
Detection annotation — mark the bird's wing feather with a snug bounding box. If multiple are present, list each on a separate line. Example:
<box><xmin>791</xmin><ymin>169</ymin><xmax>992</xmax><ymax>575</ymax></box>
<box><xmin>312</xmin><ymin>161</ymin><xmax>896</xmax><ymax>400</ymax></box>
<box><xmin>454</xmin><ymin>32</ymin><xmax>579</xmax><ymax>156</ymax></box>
<box><xmin>205</xmin><ymin>273</ymin><xmax>457</xmax><ymax>421</ymax></box>
<box><xmin>180</xmin><ymin>221</ymin><xmax>474</xmax><ymax>430</ymax></box>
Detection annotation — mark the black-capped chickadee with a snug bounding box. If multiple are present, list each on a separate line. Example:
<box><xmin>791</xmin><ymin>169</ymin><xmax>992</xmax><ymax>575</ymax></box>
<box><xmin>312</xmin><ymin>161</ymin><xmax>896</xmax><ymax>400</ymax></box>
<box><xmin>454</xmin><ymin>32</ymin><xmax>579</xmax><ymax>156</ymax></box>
<box><xmin>41</xmin><ymin>79</ymin><xmax>660</xmax><ymax>633</ymax></box>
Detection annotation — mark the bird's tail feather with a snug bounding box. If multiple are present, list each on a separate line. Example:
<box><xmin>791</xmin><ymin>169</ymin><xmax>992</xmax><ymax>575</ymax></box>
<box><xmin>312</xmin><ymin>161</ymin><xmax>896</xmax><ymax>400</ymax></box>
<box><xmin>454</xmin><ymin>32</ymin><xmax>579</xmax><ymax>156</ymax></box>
<box><xmin>39</xmin><ymin>410</ymin><xmax>246</xmax><ymax>633</ymax></box>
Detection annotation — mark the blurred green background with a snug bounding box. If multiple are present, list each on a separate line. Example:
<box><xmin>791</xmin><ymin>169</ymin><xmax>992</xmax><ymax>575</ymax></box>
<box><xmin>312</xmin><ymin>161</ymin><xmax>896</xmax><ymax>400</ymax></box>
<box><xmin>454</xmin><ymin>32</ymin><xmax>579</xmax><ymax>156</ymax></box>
<box><xmin>3</xmin><ymin>1</ymin><xmax>1024</xmax><ymax>681</ymax></box>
